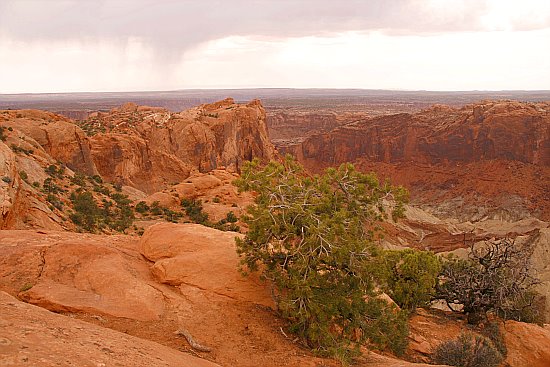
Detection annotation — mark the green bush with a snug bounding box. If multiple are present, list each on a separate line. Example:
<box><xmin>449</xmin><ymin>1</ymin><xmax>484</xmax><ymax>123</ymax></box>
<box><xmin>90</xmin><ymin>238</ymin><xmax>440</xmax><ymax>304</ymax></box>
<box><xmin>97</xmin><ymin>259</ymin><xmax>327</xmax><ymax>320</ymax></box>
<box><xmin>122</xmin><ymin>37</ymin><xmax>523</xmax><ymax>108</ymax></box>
<box><xmin>181</xmin><ymin>198</ymin><xmax>209</xmax><ymax>224</ymax></box>
<box><xmin>234</xmin><ymin>156</ymin><xmax>409</xmax><ymax>361</ymax></box>
<box><xmin>70</xmin><ymin>190</ymin><xmax>100</xmax><ymax>231</ymax></box>
<box><xmin>377</xmin><ymin>249</ymin><xmax>441</xmax><ymax>311</ymax></box>
<box><xmin>42</xmin><ymin>178</ymin><xmax>62</xmax><ymax>194</ymax></box>
<box><xmin>432</xmin><ymin>333</ymin><xmax>503</xmax><ymax>367</ymax></box>
<box><xmin>2</xmin><ymin>176</ymin><xmax>12</xmax><ymax>184</ymax></box>
<box><xmin>69</xmin><ymin>188</ymin><xmax>135</xmax><ymax>233</ymax></box>
<box><xmin>19</xmin><ymin>170</ymin><xmax>28</xmax><ymax>181</ymax></box>
<box><xmin>92</xmin><ymin>184</ymin><xmax>110</xmax><ymax>196</ymax></box>
<box><xmin>162</xmin><ymin>208</ymin><xmax>184</xmax><ymax>223</ymax></box>
<box><xmin>225</xmin><ymin>211</ymin><xmax>238</xmax><ymax>223</ymax></box>
<box><xmin>150</xmin><ymin>201</ymin><xmax>163</xmax><ymax>216</ymax></box>
<box><xmin>70</xmin><ymin>173</ymin><xmax>87</xmax><ymax>187</ymax></box>
<box><xmin>135</xmin><ymin>201</ymin><xmax>150</xmax><ymax>214</ymax></box>
<box><xmin>91</xmin><ymin>175</ymin><xmax>103</xmax><ymax>184</ymax></box>
<box><xmin>45</xmin><ymin>164</ymin><xmax>59</xmax><ymax>177</ymax></box>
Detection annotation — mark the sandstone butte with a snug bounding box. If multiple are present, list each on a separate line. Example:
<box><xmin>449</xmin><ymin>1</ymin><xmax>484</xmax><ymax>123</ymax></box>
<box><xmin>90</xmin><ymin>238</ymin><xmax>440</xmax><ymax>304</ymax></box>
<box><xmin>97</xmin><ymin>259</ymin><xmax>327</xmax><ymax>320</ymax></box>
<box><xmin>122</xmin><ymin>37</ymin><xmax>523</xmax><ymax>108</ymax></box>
<box><xmin>0</xmin><ymin>99</ymin><xmax>549</xmax><ymax>366</ymax></box>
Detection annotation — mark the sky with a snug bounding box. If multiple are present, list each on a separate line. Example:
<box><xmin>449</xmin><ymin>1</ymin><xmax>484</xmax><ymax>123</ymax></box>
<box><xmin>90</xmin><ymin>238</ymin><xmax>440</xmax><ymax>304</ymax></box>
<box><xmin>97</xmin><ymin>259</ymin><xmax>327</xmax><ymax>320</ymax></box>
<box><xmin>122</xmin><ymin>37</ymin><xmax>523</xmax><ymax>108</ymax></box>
<box><xmin>0</xmin><ymin>0</ymin><xmax>549</xmax><ymax>93</ymax></box>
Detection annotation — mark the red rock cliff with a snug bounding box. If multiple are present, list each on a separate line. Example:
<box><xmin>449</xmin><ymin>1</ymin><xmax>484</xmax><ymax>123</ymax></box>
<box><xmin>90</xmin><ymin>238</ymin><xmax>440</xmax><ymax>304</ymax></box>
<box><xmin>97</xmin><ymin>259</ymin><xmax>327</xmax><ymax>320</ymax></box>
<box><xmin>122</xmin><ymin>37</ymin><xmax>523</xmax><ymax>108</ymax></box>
<box><xmin>293</xmin><ymin>101</ymin><xmax>550</xmax><ymax>220</ymax></box>
<box><xmin>87</xmin><ymin>98</ymin><xmax>276</xmax><ymax>193</ymax></box>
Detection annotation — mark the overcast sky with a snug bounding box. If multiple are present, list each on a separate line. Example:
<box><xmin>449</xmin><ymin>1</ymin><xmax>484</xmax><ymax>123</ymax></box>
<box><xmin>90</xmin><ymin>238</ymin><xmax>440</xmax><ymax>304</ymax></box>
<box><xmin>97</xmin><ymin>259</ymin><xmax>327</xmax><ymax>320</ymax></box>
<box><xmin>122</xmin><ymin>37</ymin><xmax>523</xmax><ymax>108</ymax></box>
<box><xmin>1</xmin><ymin>0</ymin><xmax>549</xmax><ymax>93</ymax></box>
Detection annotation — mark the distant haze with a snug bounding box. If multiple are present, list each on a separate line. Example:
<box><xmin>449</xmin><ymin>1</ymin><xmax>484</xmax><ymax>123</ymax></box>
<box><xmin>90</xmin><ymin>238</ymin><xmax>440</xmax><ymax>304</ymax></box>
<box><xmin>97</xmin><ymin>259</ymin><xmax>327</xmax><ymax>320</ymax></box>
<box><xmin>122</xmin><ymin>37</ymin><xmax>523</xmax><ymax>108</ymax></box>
<box><xmin>1</xmin><ymin>0</ymin><xmax>549</xmax><ymax>93</ymax></box>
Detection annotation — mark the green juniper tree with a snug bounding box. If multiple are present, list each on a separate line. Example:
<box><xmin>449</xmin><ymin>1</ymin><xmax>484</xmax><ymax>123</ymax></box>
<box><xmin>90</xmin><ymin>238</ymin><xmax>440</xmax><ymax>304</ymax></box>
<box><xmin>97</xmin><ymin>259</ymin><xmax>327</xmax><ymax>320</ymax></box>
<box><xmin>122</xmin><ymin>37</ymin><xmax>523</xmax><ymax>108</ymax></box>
<box><xmin>234</xmin><ymin>156</ymin><xmax>409</xmax><ymax>361</ymax></box>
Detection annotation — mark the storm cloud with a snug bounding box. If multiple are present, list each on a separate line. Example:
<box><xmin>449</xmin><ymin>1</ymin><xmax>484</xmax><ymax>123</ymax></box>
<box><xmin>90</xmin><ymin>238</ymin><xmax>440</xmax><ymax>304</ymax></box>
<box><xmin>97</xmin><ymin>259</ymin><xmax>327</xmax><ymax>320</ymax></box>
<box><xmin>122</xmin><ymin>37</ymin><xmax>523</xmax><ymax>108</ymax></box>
<box><xmin>0</xmin><ymin>0</ymin><xmax>515</xmax><ymax>51</ymax></box>
<box><xmin>0</xmin><ymin>0</ymin><xmax>549</xmax><ymax>92</ymax></box>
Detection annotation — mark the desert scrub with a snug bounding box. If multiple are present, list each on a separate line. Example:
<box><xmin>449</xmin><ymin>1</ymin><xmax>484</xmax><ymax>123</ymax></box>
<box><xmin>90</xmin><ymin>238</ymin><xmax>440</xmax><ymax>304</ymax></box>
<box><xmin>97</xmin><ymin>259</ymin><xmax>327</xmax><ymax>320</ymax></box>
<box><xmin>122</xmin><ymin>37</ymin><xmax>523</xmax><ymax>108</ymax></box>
<box><xmin>432</xmin><ymin>333</ymin><xmax>503</xmax><ymax>367</ymax></box>
<box><xmin>181</xmin><ymin>198</ymin><xmax>209</xmax><ymax>224</ymax></box>
<box><xmin>10</xmin><ymin>144</ymin><xmax>33</xmax><ymax>155</ymax></box>
<box><xmin>376</xmin><ymin>249</ymin><xmax>441</xmax><ymax>312</ymax></box>
<box><xmin>45</xmin><ymin>164</ymin><xmax>65</xmax><ymax>178</ymax></box>
<box><xmin>135</xmin><ymin>201</ymin><xmax>150</xmax><ymax>214</ymax></box>
<box><xmin>436</xmin><ymin>238</ymin><xmax>541</xmax><ymax>325</ymax></box>
<box><xmin>69</xmin><ymin>189</ymin><xmax>135</xmax><ymax>233</ymax></box>
<box><xmin>19</xmin><ymin>170</ymin><xmax>28</xmax><ymax>182</ymax></box>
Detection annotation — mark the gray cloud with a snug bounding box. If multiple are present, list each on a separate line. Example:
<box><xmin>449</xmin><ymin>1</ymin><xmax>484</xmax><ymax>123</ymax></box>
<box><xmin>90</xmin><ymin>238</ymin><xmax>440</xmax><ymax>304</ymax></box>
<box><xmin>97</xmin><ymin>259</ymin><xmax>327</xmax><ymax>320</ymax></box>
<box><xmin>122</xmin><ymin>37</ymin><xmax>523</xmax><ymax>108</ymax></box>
<box><xmin>0</xmin><ymin>0</ymin><xmax>499</xmax><ymax>53</ymax></box>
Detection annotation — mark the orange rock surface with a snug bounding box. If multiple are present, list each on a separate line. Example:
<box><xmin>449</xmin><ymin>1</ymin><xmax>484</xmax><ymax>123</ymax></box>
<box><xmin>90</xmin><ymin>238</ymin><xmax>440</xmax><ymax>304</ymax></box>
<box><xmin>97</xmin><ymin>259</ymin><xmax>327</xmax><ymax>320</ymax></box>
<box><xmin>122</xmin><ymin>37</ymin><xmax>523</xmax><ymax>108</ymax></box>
<box><xmin>292</xmin><ymin>101</ymin><xmax>550</xmax><ymax>220</ymax></box>
<box><xmin>88</xmin><ymin>98</ymin><xmax>275</xmax><ymax>193</ymax></box>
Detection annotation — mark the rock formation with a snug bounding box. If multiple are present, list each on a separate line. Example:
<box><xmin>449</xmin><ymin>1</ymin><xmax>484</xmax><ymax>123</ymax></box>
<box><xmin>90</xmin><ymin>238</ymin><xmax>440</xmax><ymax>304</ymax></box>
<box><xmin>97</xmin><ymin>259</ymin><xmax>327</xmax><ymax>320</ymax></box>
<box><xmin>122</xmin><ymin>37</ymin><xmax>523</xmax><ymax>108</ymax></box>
<box><xmin>0</xmin><ymin>99</ymin><xmax>275</xmax><ymax>229</ymax></box>
<box><xmin>0</xmin><ymin>110</ymin><xmax>98</xmax><ymax>175</ymax></box>
<box><xmin>291</xmin><ymin>101</ymin><xmax>550</xmax><ymax>220</ymax></box>
<box><xmin>266</xmin><ymin>111</ymin><xmax>367</xmax><ymax>150</ymax></box>
<box><xmin>88</xmin><ymin>98</ymin><xmax>275</xmax><ymax>193</ymax></box>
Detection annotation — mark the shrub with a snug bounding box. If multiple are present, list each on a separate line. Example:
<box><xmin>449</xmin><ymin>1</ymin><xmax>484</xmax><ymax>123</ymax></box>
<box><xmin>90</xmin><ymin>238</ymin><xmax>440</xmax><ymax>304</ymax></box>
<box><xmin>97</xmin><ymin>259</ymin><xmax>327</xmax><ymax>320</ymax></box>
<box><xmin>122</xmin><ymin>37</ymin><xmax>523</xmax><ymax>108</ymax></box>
<box><xmin>70</xmin><ymin>173</ymin><xmax>87</xmax><ymax>187</ymax></box>
<box><xmin>92</xmin><ymin>184</ymin><xmax>110</xmax><ymax>195</ymax></box>
<box><xmin>91</xmin><ymin>175</ymin><xmax>103</xmax><ymax>184</ymax></box>
<box><xmin>45</xmin><ymin>164</ymin><xmax>58</xmax><ymax>177</ymax></box>
<box><xmin>46</xmin><ymin>193</ymin><xmax>64</xmax><ymax>210</ymax></box>
<box><xmin>225</xmin><ymin>211</ymin><xmax>238</xmax><ymax>223</ymax></box>
<box><xmin>212</xmin><ymin>196</ymin><xmax>221</xmax><ymax>203</ymax></box>
<box><xmin>2</xmin><ymin>176</ymin><xmax>11</xmax><ymax>184</ymax></box>
<box><xmin>436</xmin><ymin>238</ymin><xmax>541</xmax><ymax>324</ymax></box>
<box><xmin>19</xmin><ymin>170</ymin><xmax>28</xmax><ymax>181</ymax></box>
<box><xmin>225</xmin><ymin>223</ymin><xmax>240</xmax><ymax>232</ymax></box>
<box><xmin>0</xmin><ymin>126</ymin><xmax>6</xmax><ymax>141</ymax></box>
<box><xmin>496</xmin><ymin>290</ymin><xmax>547</xmax><ymax>325</ymax></box>
<box><xmin>69</xmin><ymin>190</ymin><xmax>99</xmax><ymax>231</ymax></box>
<box><xmin>150</xmin><ymin>201</ymin><xmax>163</xmax><ymax>216</ymax></box>
<box><xmin>481</xmin><ymin>322</ymin><xmax>507</xmax><ymax>358</ymax></box>
<box><xmin>432</xmin><ymin>333</ymin><xmax>503</xmax><ymax>367</ymax></box>
<box><xmin>377</xmin><ymin>249</ymin><xmax>441</xmax><ymax>311</ymax></box>
<box><xmin>69</xmin><ymin>188</ymin><xmax>135</xmax><ymax>233</ymax></box>
<box><xmin>181</xmin><ymin>198</ymin><xmax>209</xmax><ymax>224</ymax></box>
<box><xmin>42</xmin><ymin>178</ymin><xmax>62</xmax><ymax>194</ymax></box>
<box><xmin>234</xmin><ymin>156</ymin><xmax>409</xmax><ymax>360</ymax></box>
<box><xmin>135</xmin><ymin>201</ymin><xmax>150</xmax><ymax>214</ymax></box>
<box><xmin>162</xmin><ymin>207</ymin><xmax>184</xmax><ymax>223</ymax></box>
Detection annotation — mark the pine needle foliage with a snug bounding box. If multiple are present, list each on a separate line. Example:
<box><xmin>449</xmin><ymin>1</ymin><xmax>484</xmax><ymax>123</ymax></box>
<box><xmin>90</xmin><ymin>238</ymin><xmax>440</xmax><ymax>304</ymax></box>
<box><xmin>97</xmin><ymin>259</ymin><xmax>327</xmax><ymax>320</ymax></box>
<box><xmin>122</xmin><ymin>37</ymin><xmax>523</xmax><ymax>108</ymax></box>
<box><xmin>234</xmin><ymin>156</ymin><xmax>409</xmax><ymax>360</ymax></box>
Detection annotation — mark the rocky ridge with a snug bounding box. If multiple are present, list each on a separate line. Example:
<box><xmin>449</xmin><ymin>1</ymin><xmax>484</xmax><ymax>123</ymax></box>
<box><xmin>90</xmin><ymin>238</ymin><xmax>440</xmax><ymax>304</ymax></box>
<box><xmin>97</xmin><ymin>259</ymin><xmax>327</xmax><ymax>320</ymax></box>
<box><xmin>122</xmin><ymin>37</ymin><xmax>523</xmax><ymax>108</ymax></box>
<box><xmin>86</xmin><ymin>98</ymin><xmax>275</xmax><ymax>193</ymax></box>
<box><xmin>288</xmin><ymin>100</ymin><xmax>550</xmax><ymax>221</ymax></box>
<box><xmin>0</xmin><ymin>99</ymin><xmax>274</xmax><ymax>230</ymax></box>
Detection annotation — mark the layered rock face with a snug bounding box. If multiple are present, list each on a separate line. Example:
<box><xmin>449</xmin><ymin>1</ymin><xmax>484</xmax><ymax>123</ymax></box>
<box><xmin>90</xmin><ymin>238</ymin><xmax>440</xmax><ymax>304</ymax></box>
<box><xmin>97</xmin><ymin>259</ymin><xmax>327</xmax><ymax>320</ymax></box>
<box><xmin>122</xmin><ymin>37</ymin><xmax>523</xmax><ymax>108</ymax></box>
<box><xmin>0</xmin><ymin>110</ymin><xmax>98</xmax><ymax>175</ymax></box>
<box><xmin>0</xmin><ymin>99</ymin><xmax>275</xmax><ymax>229</ymax></box>
<box><xmin>266</xmin><ymin>111</ymin><xmax>367</xmax><ymax>150</ymax></box>
<box><xmin>293</xmin><ymin>101</ymin><xmax>550</xmax><ymax>220</ymax></box>
<box><xmin>0</xmin><ymin>112</ymin><xmax>70</xmax><ymax>230</ymax></box>
<box><xmin>88</xmin><ymin>98</ymin><xmax>275</xmax><ymax>193</ymax></box>
<box><xmin>297</xmin><ymin>101</ymin><xmax>549</xmax><ymax>166</ymax></box>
